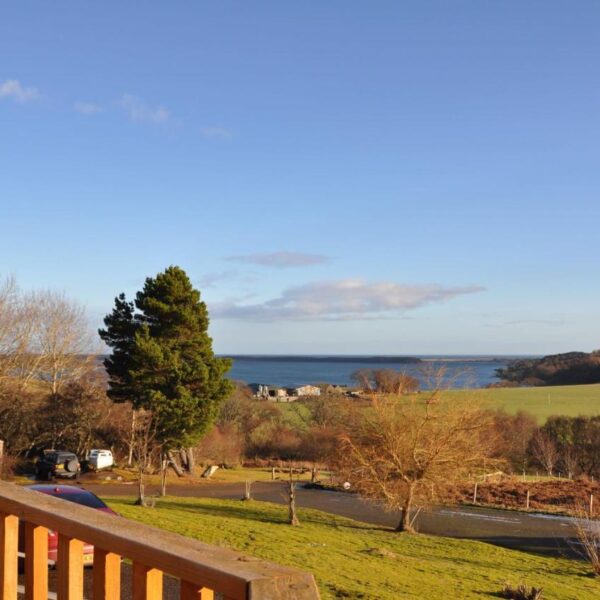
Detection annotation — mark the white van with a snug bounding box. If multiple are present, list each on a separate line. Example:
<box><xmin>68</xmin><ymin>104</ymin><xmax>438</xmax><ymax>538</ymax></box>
<box><xmin>88</xmin><ymin>449</ymin><xmax>114</xmax><ymax>471</ymax></box>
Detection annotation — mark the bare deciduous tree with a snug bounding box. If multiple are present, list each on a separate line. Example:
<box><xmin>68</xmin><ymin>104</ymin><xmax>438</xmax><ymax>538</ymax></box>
<box><xmin>573</xmin><ymin>513</ymin><xmax>600</xmax><ymax>576</ymax></box>
<box><xmin>336</xmin><ymin>391</ymin><xmax>498</xmax><ymax>532</ymax></box>
<box><xmin>529</xmin><ymin>430</ymin><xmax>559</xmax><ymax>476</ymax></box>
<box><xmin>288</xmin><ymin>466</ymin><xmax>299</xmax><ymax>526</ymax></box>
<box><xmin>0</xmin><ymin>276</ymin><xmax>41</xmax><ymax>389</ymax></box>
<box><xmin>33</xmin><ymin>291</ymin><xmax>96</xmax><ymax>397</ymax></box>
<box><xmin>131</xmin><ymin>409</ymin><xmax>160</xmax><ymax>507</ymax></box>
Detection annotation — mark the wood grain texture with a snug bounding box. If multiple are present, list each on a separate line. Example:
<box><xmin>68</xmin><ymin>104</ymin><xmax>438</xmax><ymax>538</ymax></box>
<box><xmin>93</xmin><ymin>549</ymin><xmax>121</xmax><ymax>600</ymax></box>
<box><xmin>57</xmin><ymin>535</ymin><xmax>84</xmax><ymax>600</ymax></box>
<box><xmin>0</xmin><ymin>513</ymin><xmax>18</xmax><ymax>600</ymax></box>
<box><xmin>24</xmin><ymin>523</ymin><xmax>48</xmax><ymax>600</ymax></box>
<box><xmin>132</xmin><ymin>562</ymin><xmax>163</xmax><ymax>600</ymax></box>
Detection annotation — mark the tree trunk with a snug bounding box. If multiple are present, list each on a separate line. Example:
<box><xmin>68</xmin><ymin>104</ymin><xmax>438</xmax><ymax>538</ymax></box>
<box><xmin>288</xmin><ymin>468</ymin><xmax>299</xmax><ymax>526</ymax></box>
<box><xmin>311</xmin><ymin>464</ymin><xmax>319</xmax><ymax>483</ymax></box>
<box><xmin>179</xmin><ymin>449</ymin><xmax>189</xmax><ymax>471</ymax></box>
<box><xmin>127</xmin><ymin>410</ymin><xmax>137</xmax><ymax>468</ymax></box>
<box><xmin>396</xmin><ymin>484</ymin><xmax>416</xmax><ymax>533</ymax></box>
<box><xmin>243</xmin><ymin>480</ymin><xmax>252</xmax><ymax>501</ymax></box>
<box><xmin>186</xmin><ymin>448</ymin><xmax>196</xmax><ymax>474</ymax></box>
<box><xmin>135</xmin><ymin>465</ymin><xmax>146</xmax><ymax>506</ymax></box>
<box><xmin>166</xmin><ymin>450</ymin><xmax>185</xmax><ymax>477</ymax></box>
<box><xmin>160</xmin><ymin>455</ymin><xmax>168</xmax><ymax>496</ymax></box>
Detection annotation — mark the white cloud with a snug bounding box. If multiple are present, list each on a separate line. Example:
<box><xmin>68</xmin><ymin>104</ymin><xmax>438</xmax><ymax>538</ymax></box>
<box><xmin>120</xmin><ymin>94</ymin><xmax>170</xmax><ymax>124</ymax></box>
<box><xmin>201</xmin><ymin>127</ymin><xmax>232</xmax><ymax>139</ymax></box>
<box><xmin>74</xmin><ymin>102</ymin><xmax>104</xmax><ymax>115</ymax></box>
<box><xmin>226</xmin><ymin>251</ymin><xmax>329</xmax><ymax>269</ymax></box>
<box><xmin>212</xmin><ymin>279</ymin><xmax>485</xmax><ymax>321</ymax></box>
<box><xmin>0</xmin><ymin>79</ymin><xmax>39</xmax><ymax>103</ymax></box>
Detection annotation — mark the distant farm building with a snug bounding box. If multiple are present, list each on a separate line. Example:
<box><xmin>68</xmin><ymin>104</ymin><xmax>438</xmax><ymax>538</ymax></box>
<box><xmin>291</xmin><ymin>385</ymin><xmax>321</xmax><ymax>397</ymax></box>
<box><xmin>250</xmin><ymin>383</ymin><xmax>320</xmax><ymax>401</ymax></box>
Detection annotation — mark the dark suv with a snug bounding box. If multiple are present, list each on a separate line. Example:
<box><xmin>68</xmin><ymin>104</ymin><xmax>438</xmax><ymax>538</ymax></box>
<box><xmin>35</xmin><ymin>451</ymin><xmax>81</xmax><ymax>480</ymax></box>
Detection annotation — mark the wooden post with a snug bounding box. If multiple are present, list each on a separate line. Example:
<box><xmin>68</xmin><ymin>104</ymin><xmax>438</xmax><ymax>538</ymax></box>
<box><xmin>180</xmin><ymin>580</ymin><xmax>214</xmax><ymax>600</ymax></box>
<box><xmin>57</xmin><ymin>535</ymin><xmax>84</xmax><ymax>600</ymax></box>
<box><xmin>0</xmin><ymin>513</ymin><xmax>18</xmax><ymax>600</ymax></box>
<box><xmin>473</xmin><ymin>482</ymin><xmax>478</xmax><ymax>503</ymax></box>
<box><xmin>526</xmin><ymin>490</ymin><xmax>530</xmax><ymax>510</ymax></box>
<box><xmin>24</xmin><ymin>523</ymin><xmax>48</xmax><ymax>600</ymax></box>
<box><xmin>133</xmin><ymin>562</ymin><xmax>163</xmax><ymax>600</ymax></box>
<box><xmin>590</xmin><ymin>494</ymin><xmax>594</xmax><ymax>517</ymax></box>
<box><xmin>93</xmin><ymin>549</ymin><xmax>121</xmax><ymax>600</ymax></box>
<box><xmin>271</xmin><ymin>466</ymin><xmax>275</xmax><ymax>481</ymax></box>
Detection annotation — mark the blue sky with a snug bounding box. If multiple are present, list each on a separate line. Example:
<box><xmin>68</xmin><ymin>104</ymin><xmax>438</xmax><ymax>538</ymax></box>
<box><xmin>1</xmin><ymin>2</ymin><xmax>599</xmax><ymax>355</ymax></box>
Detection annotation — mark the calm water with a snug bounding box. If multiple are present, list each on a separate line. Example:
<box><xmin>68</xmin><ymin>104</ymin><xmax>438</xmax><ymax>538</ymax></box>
<box><xmin>225</xmin><ymin>355</ymin><xmax>525</xmax><ymax>389</ymax></box>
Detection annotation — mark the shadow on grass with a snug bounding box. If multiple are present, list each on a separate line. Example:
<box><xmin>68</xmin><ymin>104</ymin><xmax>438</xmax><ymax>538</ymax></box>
<box><xmin>145</xmin><ymin>497</ymin><xmax>393</xmax><ymax>533</ymax></box>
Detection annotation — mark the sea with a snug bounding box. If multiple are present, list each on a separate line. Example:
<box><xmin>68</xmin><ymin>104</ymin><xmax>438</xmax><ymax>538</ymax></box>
<box><xmin>224</xmin><ymin>355</ymin><xmax>530</xmax><ymax>390</ymax></box>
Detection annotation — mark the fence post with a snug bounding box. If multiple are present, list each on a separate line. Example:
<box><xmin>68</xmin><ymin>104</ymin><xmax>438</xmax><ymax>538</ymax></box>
<box><xmin>590</xmin><ymin>494</ymin><xmax>594</xmax><ymax>517</ymax></box>
<box><xmin>473</xmin><ymin>482</ymin><xmax>478</xmax><ymax>504</ymax></box>
<box><xmin>526</xmin><ymin>490</ymin><xmax>530</xmax><ymax>510</ymax></box>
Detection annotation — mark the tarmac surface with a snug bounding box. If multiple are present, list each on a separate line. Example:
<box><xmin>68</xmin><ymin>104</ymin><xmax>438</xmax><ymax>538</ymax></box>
<box><xmin>84</xmin><ymin>479</ymin><xmax>580</xmax><ymax>557</ymax></box>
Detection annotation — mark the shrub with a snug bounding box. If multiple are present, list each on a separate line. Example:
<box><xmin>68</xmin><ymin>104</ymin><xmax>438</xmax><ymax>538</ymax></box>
<box><xmin>500</xmin><ymin>583</ymin><xmax>543</xmax><ymax>600</ymax></box>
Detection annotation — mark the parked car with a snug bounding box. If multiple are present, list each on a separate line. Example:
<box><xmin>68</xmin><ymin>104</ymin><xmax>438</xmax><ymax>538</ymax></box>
<box><xmin>35</xmin><ymin>451</ymin><xmax>81</xmax><ymax>480</ymax></box>
<box><xmin>87</xmin><ymin>449</ymin><xmax>114</xmax><ymax>471</ymax></box>
<box><xmin>20</xmin><ymin>485</ymin><xmax>117</xmax><ymax>567</ymax></box>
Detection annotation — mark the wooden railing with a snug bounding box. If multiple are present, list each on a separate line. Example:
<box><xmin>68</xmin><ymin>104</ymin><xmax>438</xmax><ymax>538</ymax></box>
<box><xmin>0</xmin><ymin>481</ymin><xmax>320</xmax><ymax>600</ymax></box>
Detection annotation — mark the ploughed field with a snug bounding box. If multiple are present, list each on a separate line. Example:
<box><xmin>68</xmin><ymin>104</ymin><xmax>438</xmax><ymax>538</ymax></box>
<box><xmin>106</xmin><ymin>495</ymin><xmax>600</xmax><ymax>600</ymax></box>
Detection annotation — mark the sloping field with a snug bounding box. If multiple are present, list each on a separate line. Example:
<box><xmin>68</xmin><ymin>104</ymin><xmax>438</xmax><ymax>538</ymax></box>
<box><xmin>108</xmin><ymin>496</ymin><xmax>600</xmax><ymax>600</ymax></box>
<box><xmin>447</xmin><ymin>383</ymin><xmax>600</xmax><ymax>423</ymax></box>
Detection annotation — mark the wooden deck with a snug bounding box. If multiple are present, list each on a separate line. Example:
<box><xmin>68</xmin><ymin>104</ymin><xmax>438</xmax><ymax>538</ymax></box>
<box><xmin>0</xmin><ymin>481</ymin><xmax>320</xmax><ymax>599</ymax></box>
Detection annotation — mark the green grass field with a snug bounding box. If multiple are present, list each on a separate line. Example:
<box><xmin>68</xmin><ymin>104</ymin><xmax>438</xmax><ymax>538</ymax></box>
<box><xmin>107</xmin><ymin>495</ymin><xmax>600</xmax><ymax>599</ymax></box>
<box><xmin>278</xmin><ymin>384</ymin><xmax>600</xmax><ymax>425</ymax></box>
<box><xmin>451</xmin><ymin>383</ymin><xmax>600</xmax><ymax>423</ymax></box>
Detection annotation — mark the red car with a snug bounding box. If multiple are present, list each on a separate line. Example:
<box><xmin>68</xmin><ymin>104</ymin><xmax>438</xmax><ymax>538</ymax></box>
<box><xmin>21</xmin><ymin>485</ymin><xmax>117</xmax><ymax>567</ymax></box>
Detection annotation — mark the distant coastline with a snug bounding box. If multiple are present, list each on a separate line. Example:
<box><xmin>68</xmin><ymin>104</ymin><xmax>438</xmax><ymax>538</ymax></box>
<box><xmin>223</xmin><ymin>355</ymin><xmax>423</xmax><ymax>364</ymax></box>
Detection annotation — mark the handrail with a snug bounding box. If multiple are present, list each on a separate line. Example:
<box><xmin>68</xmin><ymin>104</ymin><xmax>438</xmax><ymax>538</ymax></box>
<box><xmin>0</xmin><ymin>481</ymin><xmax>320</xmax><ymax>599</ymax></box>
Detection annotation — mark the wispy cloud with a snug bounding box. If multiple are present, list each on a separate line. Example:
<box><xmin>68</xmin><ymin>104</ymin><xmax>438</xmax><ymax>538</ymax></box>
<box><xmin>504</xmin><ymin>319</ymin><xmax>566</xmax><ymax>327</ymax></box>
<box><xmin>74</xmin><ymin>102</ymin><xmax>104</xmax><ymax>115</ymax></box>
<box><xmin>198</xmin><ymin>270</ymin><xmax>259</xmax><ymax>288</ymax></box>
<box><xmin>201</xmin><ymin>127</ymin><xmax>232</xmax><ymax>140</ymax></box>
<box><xmin>212</xmin><ymin>279</ymin><xmax>485</xmax><ymax>321</ymax></box>
<box><xmin>0</xmin><ymin>79</ymin><xmax>39</xmax><ymax>103</ymax></box>
<box><xmin>120</xmin><ymin>94</ymin><xmax>170</xmax><ymax>124</ymax></box>
<box><xmin>198</xmin><ymin>270</ymin><xmax>238</xmax><ymax>288</ymax></box>
<box><xmin>226</xmin><ymin>251</ymin><xmax>329</xmax><ymax>269</ymax></box>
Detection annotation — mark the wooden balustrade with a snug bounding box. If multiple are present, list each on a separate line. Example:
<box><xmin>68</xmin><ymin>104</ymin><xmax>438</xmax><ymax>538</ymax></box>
<box><xmin>0</xmin><ymin>481</ymin><xmax>320</xmax><ymax>600</ymax></box>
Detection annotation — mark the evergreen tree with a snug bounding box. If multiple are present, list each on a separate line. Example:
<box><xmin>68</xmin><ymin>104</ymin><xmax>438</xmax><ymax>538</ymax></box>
<box><xmin>99</xmin><ymin>266</ymin><xmax>233</xmax><ymax>453</ymax></box>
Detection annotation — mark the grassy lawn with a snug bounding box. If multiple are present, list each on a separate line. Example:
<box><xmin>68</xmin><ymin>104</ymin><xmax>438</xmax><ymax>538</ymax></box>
<box><xmin>445</xmin><ymin>383</ymin><xmax>600</xmax><ymax>423</ymax></box>
<box><xmin>107</xmin><ymin>495</ymin><xmax>600</xmax><ymax>599</ymax></box>
<box><xmin>209</xmin><ymin>466</ymin><xmax>314</xmax><ymax>483</ymax></box>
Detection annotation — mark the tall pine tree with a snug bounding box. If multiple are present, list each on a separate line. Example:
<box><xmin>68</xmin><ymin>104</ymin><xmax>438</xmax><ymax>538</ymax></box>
<box><xmin>99</xmin><ymin>266</ymin><xmax>233</xmax><ymax>477</ymax></box>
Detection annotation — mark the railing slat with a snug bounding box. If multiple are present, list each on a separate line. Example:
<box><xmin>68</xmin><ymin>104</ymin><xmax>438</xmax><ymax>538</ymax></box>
<box><xmin>25</xmin><ymin>523</ymin><xmax>48</xmax><ymax>600</ymax></box>
<box><xmin>0</xmin><ymin>513</ymin><xmax>18</xmax><ymax>600</ymax></box>
<box><xmin>93</xmin><ymin>549</ymin><xmax>121</xmax><ymax>600</ymax></box>
<box><xmin>0</xmin><ymin>483</ymin><xmax>320</xmax><ymax>599</ymax></box>
<box><xmin>57</xmin><ymin>535</ymin><xmax>84</xmax><ymax>600</ymax></box>
<box><xmin>133</xmin><ymin>563</ymin><xmax>163</xmax><ymax>600</ymax></box>
<box><xmin>180</xmin><ymin>580</ymin><xmax>214</xmax><ymax>600</ymax></box>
